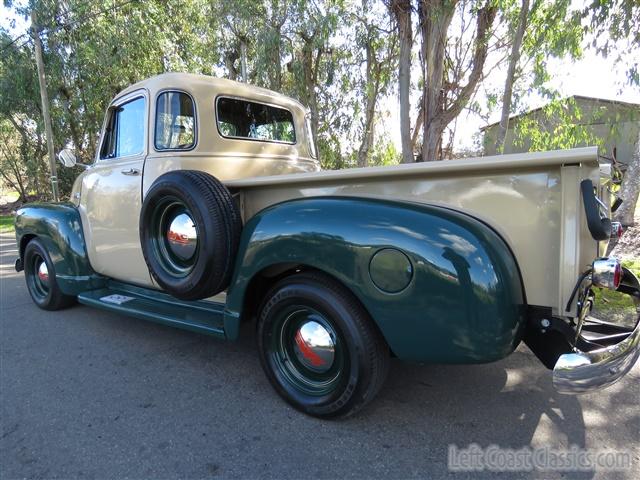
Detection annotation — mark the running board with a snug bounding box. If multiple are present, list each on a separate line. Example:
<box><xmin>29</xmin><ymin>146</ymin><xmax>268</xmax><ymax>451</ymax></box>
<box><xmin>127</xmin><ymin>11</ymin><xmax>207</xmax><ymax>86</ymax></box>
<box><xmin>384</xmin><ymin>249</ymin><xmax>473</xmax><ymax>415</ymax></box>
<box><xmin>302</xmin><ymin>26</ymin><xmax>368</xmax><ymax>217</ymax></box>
<box><xmin>77</xmin><ymin>281</ymin><xmax>226</xmax><ymax>338</ymax></box>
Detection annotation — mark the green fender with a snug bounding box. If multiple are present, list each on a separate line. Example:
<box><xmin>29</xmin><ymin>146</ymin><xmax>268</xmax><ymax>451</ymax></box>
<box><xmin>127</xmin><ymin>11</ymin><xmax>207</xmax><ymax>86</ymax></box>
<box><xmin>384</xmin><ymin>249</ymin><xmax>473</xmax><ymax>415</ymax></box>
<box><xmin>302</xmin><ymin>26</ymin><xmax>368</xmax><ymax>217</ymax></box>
<box><xmin>15</xmin><ymin>203</ymin><xmax>103</xmax><ymax>295</ymax></box>
<box><xmin>224</xmin><ymin>197</ymin><xmax>526</xmax><ymax>364</ymax></box>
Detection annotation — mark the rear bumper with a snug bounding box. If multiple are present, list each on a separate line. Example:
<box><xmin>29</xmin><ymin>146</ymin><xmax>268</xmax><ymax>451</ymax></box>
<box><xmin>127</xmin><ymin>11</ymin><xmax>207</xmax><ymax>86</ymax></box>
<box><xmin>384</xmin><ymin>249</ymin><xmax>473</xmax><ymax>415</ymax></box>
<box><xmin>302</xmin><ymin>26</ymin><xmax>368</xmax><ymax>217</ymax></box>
<box><xmin>553</xmin><ymin>318</ymin><xmax>640</xmax><ymax>393</ymax></box>
<box><xmin>553</xmin><ymin>267</ymin><xmax>640</xmax><ymax>394</ymax></box>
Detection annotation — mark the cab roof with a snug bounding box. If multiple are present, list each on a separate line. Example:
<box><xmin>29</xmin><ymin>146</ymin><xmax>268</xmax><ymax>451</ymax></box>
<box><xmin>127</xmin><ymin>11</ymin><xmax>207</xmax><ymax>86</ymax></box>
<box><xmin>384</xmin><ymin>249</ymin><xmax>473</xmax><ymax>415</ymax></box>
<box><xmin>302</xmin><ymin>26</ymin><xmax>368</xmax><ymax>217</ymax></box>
<box><xmin>114</xmin><ymin>72</ymin><xmax>307</xmax><ymax>112</ymax></box>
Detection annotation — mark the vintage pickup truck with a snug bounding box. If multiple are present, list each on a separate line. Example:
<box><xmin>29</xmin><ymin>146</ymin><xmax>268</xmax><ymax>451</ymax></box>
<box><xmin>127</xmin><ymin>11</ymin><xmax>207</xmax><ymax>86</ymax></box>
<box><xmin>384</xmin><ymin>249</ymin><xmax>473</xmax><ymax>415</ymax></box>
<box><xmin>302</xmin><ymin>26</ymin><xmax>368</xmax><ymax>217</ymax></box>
<box><xmin>14</xmin><ymin>73</ymin><xmax>640</xmax><ymax>418</ymax></box>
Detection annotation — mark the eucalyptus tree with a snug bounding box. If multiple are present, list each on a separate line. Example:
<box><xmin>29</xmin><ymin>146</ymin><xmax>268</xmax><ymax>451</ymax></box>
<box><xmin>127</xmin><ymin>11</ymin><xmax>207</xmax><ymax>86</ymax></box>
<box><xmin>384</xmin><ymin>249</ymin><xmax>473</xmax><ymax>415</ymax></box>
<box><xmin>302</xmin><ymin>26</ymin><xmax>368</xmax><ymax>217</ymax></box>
<box><xmin>491</xmin><ymin>0</ymin><xmax>585</xmax><ymax>153</ymax></box>
<box><xmin>253</xmin><ymin>0</ymin><xmax>291</xmax><ymax>91</ymax></box>
<box><xmin>419</xmin><ymin>0</ymin><xmax>497</xmax><ymax>162</ymax></box>
<box><xmin>284</xmin><ymin>0</ymin><xmax>349</xmax><ymax>168</ymax></box>
<box><xmin>214</xmin><ymin>0</ymin><xmax>267</xmax><ymax>83</ymax></box>
<box><xmin>355</xmin><ymin>0</ymin><xmax>397</xmax><ymax>167</ymax></box>
<box><xmin>494</xmin><ymin>0</ymin><xmax>528</xmax><ymax>151</ymax></box>
<box><xmin>0</xmin><ymin>119</ymin><xmax>30</xmax><ymax>201</ymax></box>
<box><xmin>389</xmin><ymin>0</ymin><xmax>413</xmax><ymax>163</ymax></box>
<box><xmin>0</xmin><ymin>24</ymin><xmax>51</xmax><ymax>198</ymax></box>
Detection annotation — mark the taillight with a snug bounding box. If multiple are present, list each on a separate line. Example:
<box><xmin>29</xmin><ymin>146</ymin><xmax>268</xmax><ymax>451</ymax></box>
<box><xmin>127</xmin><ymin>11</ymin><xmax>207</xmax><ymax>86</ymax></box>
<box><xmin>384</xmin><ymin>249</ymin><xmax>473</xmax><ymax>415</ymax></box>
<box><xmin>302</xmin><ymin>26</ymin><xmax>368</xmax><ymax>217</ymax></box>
<box><xmin>592</xmin><ymin>258</ymin><xmax>622</xmax><ymax>290</ymax></box>
<box><xmin>613</xmin><ymin>262</ymin><xmax>622</xmax><ymax>288</ymax></box>
<box><xmin>610</xmin><ymin>222</ymin><xmax>624</xmax><ymax>239</ymax></box>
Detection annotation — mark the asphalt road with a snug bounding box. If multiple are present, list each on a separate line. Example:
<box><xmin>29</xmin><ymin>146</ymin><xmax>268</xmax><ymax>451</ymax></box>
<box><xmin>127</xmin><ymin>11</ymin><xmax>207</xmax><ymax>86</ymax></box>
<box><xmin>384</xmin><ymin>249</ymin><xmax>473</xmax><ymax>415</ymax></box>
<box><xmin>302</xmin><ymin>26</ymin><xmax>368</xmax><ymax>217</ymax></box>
<box><xmin>1</xmin><ymin>232</ymin><xmax>638</xmax><ymax>480</ymax></box>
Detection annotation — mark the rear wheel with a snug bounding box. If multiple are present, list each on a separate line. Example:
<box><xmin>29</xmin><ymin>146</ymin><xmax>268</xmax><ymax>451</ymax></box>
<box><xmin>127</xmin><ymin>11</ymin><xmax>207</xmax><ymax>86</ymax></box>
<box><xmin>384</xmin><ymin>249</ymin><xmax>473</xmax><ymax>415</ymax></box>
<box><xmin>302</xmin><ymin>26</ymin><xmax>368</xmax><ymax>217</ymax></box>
<box><xmin>257</xmin><ymin>272</ymin><xmax>389</xmax><ymax>418</ymax></box>
<box><xmin>24</xmin><ymin>238</ymin><xmax>76</xmax><ymax>310</ymax></box>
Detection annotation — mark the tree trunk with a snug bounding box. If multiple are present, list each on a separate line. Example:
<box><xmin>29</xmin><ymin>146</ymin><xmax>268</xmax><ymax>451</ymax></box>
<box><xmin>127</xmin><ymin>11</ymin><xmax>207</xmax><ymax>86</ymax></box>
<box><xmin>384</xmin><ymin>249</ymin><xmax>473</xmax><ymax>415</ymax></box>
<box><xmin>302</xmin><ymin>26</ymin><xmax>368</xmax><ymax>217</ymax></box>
<box><xmin>240</xmin><ymin>39</ymin><xmax>248</xmax><ymax>82</ymax></box>
<box><xmin>357</xmin><ymin>36</ymin><xmax>381</xmax><ymax>168</ymax></box>
<box><xmin>270</xmin><ymin>0</ymin><xmax>286</xmax><ymax>90</ymax></box>
<box><xmin>420</xmin><ymin>0</ymin><xmax>455</xmax><ymax>162</ymax></box>
<box><xmin>272</xmin><ymin>33</ymin><xmax>282</xmax><ymax>91</ymax></box>
<box><xmin>420</xmin><ymin>0</ymin><xmax>496</xmax><ymax>162</ymax></box>
<box><xmin>495</xmin><ymin>0</ymin><xmax>530</xmax><ymax>152</ymax></box>
<box><xmin>224</xmin><ymin>49</ymin><xmax>239</xmax><ymax>80</ymax></box>
<box><xmin>411</xmin><ymin>99</ymin><xmax>423</xmax><ymax>151</ymax></box>
<box><xmin>391</xmin><ymin>0</ymin><xmax>413</xmax><ymax>163</ymax></box>
<box><xmin>301</xmin><ymin>37</ymin><xmax>321</xmax><ymax>149</ymax></box>
<box><xmin>614</xmin><ymin>130</ymin><xmax>640</xmax><ymax>226</ymax></box>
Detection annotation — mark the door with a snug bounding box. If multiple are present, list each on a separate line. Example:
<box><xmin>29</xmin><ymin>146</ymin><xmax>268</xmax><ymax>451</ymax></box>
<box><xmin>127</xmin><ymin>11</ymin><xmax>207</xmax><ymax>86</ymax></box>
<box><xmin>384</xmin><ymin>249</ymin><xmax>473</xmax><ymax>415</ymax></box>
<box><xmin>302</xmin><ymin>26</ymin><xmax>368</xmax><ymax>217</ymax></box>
<box><xmin>79</xmin><ymin>91</ymin><xmax>153</xmax><ymax>287</ymax></box>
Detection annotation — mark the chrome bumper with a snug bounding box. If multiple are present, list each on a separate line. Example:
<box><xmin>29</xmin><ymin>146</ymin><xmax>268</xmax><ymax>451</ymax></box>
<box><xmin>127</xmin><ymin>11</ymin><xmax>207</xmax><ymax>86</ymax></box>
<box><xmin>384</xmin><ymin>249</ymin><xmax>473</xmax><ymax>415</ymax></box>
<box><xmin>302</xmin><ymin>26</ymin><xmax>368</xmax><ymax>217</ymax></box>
<box><xmin>553</xmin><ymin>267</ymin><xmax>640</xmax><ymax>394</ymax></box>
<box><xmin>553</xmin><ymin>319</ymin><xmax>640</xmax><ymax>393</ymax></box>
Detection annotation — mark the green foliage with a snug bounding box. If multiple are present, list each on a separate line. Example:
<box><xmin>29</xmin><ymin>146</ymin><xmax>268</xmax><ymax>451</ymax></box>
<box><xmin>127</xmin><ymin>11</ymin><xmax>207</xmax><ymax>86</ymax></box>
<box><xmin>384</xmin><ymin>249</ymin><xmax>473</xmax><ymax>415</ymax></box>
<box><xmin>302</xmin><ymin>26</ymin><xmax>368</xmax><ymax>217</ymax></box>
<box><xmin>479</xmin><ymin>0</ymin><xmax>587</xmax><ymax>136</ymax></box>
<box><xmin>369</xmin><ymin>138</ymin><xmax>401</xmax><ymax>166</ymax></box>
<box><xmin>0</xmin><ymin>214</ymin><xmax>14</xmax><ymax>233</ymax></box>
<box><xmin>512</xmin><ymin>97</ymin><xmax>604</xmax><ymax>152</ymax></box>
<box><xmin>1</xmin><ymin>0</ymin><xmax>387</xmax><ymax>193</ymax></box>
<box><xmin>623</xmin><ymin>257</ymin><xmax>640</xmax><ymax>277</ymax></box>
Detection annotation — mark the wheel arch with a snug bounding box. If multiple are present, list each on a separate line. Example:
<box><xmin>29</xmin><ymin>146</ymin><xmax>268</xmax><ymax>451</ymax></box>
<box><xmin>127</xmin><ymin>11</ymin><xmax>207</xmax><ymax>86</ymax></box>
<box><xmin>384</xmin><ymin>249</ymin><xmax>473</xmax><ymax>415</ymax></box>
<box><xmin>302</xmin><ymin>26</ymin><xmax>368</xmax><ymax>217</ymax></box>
<box><xmin>236</xmin><ymin>262</ymin><xmax>392</xmax><ymax>350</ymax></box>
<box><xmin>19</xmin><ymin>233</ymin><xmax>37</xmax><ymax>260</ymax></box>
<box><xmin>14</xmin><ymin>203</ymin><xmax>103</xmax><ymax>295</ymax></box>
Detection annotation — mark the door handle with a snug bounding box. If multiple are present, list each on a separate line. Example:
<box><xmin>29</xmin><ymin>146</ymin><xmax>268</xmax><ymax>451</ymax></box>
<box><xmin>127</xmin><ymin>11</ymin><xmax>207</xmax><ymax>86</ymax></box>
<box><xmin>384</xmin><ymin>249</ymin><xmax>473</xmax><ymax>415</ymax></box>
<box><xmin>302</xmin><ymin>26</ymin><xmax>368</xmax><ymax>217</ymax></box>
<box><xmin>121</xmin><ymin>168</ymin><xmax>140</xmax><ymax>176</ymax></box>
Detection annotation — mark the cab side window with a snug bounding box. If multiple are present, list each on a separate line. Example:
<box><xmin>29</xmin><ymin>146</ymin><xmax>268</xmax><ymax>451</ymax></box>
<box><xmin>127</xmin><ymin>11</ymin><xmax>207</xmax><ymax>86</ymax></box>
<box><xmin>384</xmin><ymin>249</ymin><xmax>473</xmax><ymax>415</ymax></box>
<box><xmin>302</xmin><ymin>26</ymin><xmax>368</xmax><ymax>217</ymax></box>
<box><xmin>155</xmin><ymin>91</ymin><xmax>196</xmax><ymax>150</ymax></box>
<box><xmin>100</xmin><ymin>96</ymin><xmax>146</xmax><ymax>159</ymax></box>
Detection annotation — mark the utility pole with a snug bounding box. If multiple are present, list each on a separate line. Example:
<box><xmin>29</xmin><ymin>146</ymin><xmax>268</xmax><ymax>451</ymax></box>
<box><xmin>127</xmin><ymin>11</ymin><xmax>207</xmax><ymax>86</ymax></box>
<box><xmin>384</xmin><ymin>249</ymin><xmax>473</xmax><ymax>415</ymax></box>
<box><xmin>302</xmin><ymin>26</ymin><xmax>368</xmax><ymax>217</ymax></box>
<box><xmin>31</xmin><ymin>10</ymin><xmax>59</xmax><ymax>202</ymax></box>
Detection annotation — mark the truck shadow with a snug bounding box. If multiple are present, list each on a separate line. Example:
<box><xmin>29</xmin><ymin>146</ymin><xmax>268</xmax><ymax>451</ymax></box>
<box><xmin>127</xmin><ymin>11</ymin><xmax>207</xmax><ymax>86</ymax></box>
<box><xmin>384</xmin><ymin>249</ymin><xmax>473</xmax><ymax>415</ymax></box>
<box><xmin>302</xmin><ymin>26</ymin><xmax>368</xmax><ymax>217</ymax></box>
<box><xmin>220</xmin><ymin>323</ymin><xmax>600</xmax><ymax>479</ymax></box>
<box><xmin>353</xmin><ymin>348</ymin><xmax>593</xmax><ymax>479</ymax></box>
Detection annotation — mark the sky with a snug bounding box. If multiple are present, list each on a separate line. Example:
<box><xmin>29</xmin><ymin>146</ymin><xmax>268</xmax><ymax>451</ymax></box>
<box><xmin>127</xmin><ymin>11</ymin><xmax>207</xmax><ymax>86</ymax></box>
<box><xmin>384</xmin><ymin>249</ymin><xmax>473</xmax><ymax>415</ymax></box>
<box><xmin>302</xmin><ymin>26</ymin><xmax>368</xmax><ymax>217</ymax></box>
<box><xmin>2</xmin><ymin>2</ymin><xmax>639</xmax><ymax>155</ymax></box>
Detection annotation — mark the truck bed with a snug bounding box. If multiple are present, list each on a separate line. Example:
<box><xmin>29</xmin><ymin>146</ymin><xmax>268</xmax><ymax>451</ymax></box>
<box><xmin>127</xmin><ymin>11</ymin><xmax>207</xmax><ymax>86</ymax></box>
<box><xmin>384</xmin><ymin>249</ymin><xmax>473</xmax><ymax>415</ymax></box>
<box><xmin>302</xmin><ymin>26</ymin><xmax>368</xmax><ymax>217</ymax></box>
<box><xmin>227</xmin><ymin>147</ymin><xmax>602</xmax><ymax>314</ymax></box>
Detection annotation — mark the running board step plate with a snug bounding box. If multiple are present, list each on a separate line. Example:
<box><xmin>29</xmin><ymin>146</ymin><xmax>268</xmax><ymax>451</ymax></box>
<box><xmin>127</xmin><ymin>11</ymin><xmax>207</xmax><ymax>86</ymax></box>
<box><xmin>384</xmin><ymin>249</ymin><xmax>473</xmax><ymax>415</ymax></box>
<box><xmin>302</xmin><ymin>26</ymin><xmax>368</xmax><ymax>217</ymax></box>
<box><xmin>78</xmin><ymin>284</ymin><xmax>225</xmax><ymax>338</ymax></box>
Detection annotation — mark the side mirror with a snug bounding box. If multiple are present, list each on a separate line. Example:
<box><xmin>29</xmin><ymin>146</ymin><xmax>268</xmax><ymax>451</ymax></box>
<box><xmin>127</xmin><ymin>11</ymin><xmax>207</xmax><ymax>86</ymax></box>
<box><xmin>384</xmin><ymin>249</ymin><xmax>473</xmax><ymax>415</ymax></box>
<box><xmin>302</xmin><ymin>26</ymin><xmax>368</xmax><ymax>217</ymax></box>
<box><xmin>57</xmin><ymin>149</ymin><xmax>88</xmax><ymax>169</ymax></box>
<box><xmin>58</xmin><ymin>149</ymin><xmax>77</xmax><ymax>167</ymax></box>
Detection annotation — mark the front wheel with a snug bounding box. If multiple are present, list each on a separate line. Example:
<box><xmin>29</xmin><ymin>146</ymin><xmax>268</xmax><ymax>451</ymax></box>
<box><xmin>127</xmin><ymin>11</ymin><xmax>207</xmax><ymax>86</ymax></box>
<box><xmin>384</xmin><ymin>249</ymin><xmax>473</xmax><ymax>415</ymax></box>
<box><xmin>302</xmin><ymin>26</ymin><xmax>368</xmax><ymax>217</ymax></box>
<box><xmin>257</xmin><ymin>272</ymin><xmax>389</xmax><ymax>418</ymax></box>
<box><xmin>23</xmin><ymin>238</ymin><xmax>76</xmax><ymax>311</ymax></box>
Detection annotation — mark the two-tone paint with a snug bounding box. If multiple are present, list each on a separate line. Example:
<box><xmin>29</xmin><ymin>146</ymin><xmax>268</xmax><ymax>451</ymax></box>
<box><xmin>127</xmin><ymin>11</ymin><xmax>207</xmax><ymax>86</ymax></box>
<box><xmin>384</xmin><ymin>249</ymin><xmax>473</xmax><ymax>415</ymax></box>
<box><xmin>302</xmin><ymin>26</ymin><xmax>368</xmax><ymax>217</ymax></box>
<box><xmin>15</xmin><ymin>195</ymin><xmax>526</xmax><ymax>364</ymax></box>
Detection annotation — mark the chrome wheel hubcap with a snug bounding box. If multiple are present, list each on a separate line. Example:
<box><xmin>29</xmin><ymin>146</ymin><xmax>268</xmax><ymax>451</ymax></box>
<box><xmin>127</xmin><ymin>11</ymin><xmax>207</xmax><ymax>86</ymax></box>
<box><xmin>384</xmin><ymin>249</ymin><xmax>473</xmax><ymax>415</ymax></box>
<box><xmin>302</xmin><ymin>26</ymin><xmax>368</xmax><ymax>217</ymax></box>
<box><xmin>166</xmin><ymin>213</ymin><xmax>197</xmax><ymax>261</ymax></box>
<box><xmin>37</xmin><ymin>261</ymin><xmax>49</xmax><ymax>284</ymax></box>
<box><xmin>293</xmin><ymin>320</ymin><xmax>335</xmax><ymax>373</ymax></box>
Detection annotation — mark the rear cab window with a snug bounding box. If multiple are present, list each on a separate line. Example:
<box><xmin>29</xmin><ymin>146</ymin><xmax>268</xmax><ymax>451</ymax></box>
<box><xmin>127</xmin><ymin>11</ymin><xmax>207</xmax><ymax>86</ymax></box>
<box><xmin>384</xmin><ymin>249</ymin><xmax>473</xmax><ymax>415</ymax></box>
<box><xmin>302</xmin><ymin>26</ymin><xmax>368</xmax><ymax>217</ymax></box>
<box><xmin>216</xmin><ymin>97</ymin><xmax>296</xmax><ymax>144</ymax></box>
<box><xmin>155</xmin><ymin>91</ymin><xmax>196</xmax><ymax>150</ymax></box>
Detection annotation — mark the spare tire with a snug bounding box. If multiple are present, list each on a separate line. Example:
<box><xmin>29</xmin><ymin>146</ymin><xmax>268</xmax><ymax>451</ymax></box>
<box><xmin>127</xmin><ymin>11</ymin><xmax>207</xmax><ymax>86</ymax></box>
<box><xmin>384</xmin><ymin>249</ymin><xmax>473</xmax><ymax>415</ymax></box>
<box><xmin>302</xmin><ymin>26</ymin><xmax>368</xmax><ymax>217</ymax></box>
<box><xmin>140</xmin><ymin>170</ymin><xmax>242</xmax><ymax>300</ymax></box>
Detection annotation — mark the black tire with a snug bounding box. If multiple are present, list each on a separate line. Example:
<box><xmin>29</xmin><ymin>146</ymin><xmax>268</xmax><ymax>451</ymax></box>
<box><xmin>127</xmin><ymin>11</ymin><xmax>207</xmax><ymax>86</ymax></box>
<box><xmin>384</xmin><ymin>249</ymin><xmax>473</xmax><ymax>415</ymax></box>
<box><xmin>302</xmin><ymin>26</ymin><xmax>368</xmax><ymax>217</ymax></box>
<box><xmin>140</xmin><ymin>170</ymin><xmax>242</xmax><ymax>300</ymax></box>
<box><xmin>257</xmin><ymin>272</ymin><xmax>389</xmax><ymax>418</ymax></box>
<box><xmin>23</xmin><ymin>238</ymin><xmax>76</xmax><ymax>311</ymax></box>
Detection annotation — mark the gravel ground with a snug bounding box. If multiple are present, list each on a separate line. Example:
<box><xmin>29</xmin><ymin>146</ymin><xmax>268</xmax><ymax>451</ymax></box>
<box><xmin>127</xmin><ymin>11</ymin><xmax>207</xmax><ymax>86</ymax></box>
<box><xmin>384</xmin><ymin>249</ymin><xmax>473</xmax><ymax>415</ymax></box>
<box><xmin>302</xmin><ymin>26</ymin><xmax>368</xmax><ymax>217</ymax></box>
<box><xmin>1</xmin><ymin>233</ymin><xmax>639</xmax><ymax>480</ymax></box>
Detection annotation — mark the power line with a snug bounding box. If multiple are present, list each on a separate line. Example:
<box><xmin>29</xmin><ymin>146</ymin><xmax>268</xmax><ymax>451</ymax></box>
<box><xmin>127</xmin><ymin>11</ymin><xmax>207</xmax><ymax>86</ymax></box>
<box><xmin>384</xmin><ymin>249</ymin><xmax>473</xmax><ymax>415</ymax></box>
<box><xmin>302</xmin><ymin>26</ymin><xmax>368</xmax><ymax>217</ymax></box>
<box><xmin>39</xmin><ymin>0</ymin><xmax>139</xmax><ymax>37</ymax></box>
<box><xmin>0</xmin><ymin>33</ymin><xmax>29</xmax><ymax>52</ymax></box>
